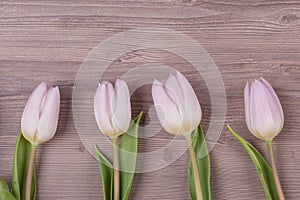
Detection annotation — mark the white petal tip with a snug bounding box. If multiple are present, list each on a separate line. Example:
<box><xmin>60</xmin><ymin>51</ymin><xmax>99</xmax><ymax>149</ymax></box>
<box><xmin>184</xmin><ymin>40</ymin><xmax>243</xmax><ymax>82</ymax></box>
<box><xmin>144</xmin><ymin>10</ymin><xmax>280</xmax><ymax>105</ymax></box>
<box><xmin>153</xmin><ymin>79</ymin><xmax>162</xmax><ymax>85</ymax></box>
<box><xmin>100</xmin><ymin>80</ymin><xmax>109</xmax><ymax>85</ymax></box>
<box><xmin>115</xmin><ymin>79</ymin><xmax>126</xmax><ymax>86</ymax></box>
<box><xmin>245</xmin><ymin>81</ymin><xmax>250</xmax><ymax>88</ymax></box>
<box><xmin>115</xmin><ymin>79</ymin><xmax>121</xmax><ymax>84</ymax></box>
<box><xmin>37</xmin><ymin>82</ymin><xmax>48</xmax><ymax>89</ymax></box>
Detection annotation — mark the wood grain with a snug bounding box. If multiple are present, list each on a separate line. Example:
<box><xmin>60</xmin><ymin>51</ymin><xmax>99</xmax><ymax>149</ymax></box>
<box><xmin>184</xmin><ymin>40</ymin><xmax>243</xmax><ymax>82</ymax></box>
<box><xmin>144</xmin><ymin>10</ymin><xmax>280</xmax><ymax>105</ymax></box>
<box><xmin>1</xmin><ymin>0</ymin><xmax>300</xmax><ymax>199</ymax></box>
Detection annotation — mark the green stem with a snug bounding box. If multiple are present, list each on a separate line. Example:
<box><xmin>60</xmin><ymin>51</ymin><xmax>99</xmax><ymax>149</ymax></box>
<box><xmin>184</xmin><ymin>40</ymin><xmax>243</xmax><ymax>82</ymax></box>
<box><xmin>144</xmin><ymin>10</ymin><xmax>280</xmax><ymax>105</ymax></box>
<box><xmin>185</xmin><ymin>135</ymin><xmax>203</xmax><ymax>200</ymax></box>
<box><xmin>112</xmin><ymin>137</ymin><xmax>120</xmax><ymax>200</ymax></box>
<box><xmin>25</xmin><ymin>144</ymin><xmax>37</xmax><ymax>200</ymax></box>
<box><xmin>266</xmin><ymin>140</ymin><xmax>285</xmax><ymax>200</ymax></box>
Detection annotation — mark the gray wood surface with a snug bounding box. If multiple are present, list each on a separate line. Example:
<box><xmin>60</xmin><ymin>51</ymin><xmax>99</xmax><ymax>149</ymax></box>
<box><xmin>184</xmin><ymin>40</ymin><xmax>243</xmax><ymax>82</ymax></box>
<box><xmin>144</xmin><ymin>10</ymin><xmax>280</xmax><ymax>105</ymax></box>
<box><xmin>1</xmin><ymin>0</ymin><xmax>300</xmax><ymax>199</ymax></box>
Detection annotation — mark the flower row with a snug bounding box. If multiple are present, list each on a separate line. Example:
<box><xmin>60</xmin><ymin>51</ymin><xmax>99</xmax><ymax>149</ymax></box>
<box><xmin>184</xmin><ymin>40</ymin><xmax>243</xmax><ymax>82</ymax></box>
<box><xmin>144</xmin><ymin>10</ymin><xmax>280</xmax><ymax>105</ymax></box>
<box><xmin>1</xmin><ymin>71</ymin><xmax>285</xmax><ymax>200</ymax></box>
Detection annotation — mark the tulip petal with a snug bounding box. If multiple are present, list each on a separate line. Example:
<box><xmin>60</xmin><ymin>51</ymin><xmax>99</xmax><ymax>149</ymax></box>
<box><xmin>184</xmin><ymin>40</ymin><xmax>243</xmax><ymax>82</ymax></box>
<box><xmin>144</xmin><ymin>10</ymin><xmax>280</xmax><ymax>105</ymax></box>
<box><xmin>152</xmin><ymin>79</ymin><xmax>181</xmax><ymax>134</ymax></box>
<box><xmin>111</xmin><ymin>79</ymin><xmax>131</xmax><ymax>135</ymax></box>
<box><xmin>260</xmin><ymin>78</ymin><xmax>284</xmax><ymax>120</ymax></box>
<box><xmin>21</xmin><ymin>82</ymin><xmax>48</xmax><ymax>143</ymax></box>
<box><xmin>94</xmin><ymin>82</ymin><xmax>114</xmax><ymax>136</ymax></box>
<box><xmin>260</xmin><ymin>79</ymin><xmax>284</xmax><ymax>137</ymax></box>
<box><xmin>106</xmin><ymin>81</ymin><xmax>116</xmax><ymax>118</ymax></box>
<box><xmin>248</xmin><ymin>82</ymin><xmax>263</xmax><ymax>139</ymax></box>
<box><xmin>244</xmin><ymin>82</ymin><xmax>253</xmax><ymax>134</ymax></box>
<box><xmin>37</xmin><ymin>86</ymin><xmax>60</xmax><ymax>144</ymax></box>
<box><xmin>251</xmin><ymin>80</ymin><xmax>283</xmax><ymax>140</ymax></box>
<box><xmin>165</xmin><ymin>74</ymin><xmax>184</xmax><ymax>105</ymax></box>
<box><xmin>175</xmin><ymin>71</ymin><xmax>201</xmax><ymax>133</ymax></box>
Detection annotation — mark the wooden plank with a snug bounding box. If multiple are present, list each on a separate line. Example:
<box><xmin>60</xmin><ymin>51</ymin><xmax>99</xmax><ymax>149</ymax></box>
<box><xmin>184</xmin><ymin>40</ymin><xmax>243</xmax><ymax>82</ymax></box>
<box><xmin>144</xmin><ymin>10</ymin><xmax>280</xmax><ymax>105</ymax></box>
<box><xmin>1</xmin><ymin>0</ymin><xmax>300</xmax><ymax>199</ymax></box>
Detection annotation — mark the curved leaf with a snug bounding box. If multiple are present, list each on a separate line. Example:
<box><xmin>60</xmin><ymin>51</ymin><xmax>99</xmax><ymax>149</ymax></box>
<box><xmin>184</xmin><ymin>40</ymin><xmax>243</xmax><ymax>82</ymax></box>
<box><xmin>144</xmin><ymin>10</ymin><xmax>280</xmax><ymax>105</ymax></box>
<box><xmin>0</xmin><ymin>190</ymin><xmax>16</xmax><ymax>200</ymax></box>
<box><xmin>188</xmin><ymin>125</ymin><xmax>211</xmax><ymax>200</ymax></box>
<box><xmin>0</xmin><ymin>179</ymin><xmax>10</xmax><ymax>191</ymax></box>
<box><xmin>119</xmin><ymin>112</ymin><xmax>142</xmax><ymax>200</ymax></box>
<box><xmin>94</xmin><ymin>145</ymin><xmax>113</xmax><ymax>200</ymax></box>
<box><xmin>0</xmin><ymin>179</ymin><xmax>16</xmax><ymax>200</ymax></box>
<box><xmin>12</xmin><ymin>133</ymin><xmax>36</xmax><ymax>200</ymax></box>
<box><xmin>227</xmin><ymin>125</ymin><xmax>279</xmax><ymax>200</ymax></box>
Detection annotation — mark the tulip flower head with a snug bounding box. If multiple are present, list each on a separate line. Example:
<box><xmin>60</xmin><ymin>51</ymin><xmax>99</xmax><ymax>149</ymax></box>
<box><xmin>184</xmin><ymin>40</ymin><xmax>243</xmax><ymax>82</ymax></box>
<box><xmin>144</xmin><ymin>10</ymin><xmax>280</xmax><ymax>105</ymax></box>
<box><xmin>94</xmin><ymin>79</ymin><xmax>131</xmax><ymax>138</ymax></box>
<box><xmin>244</xmin><ymin>78</ymin><xmax>284</xmax><ymax>141</ymax></box>
<box><xmin>152</xmin><ymin>71</ymin><xmax>202</xmax><ymax>135</ymax></box>
<box><xmin>21</xmin><ymin>82</ymin><xmax>60</xmax><ymax>145</ymax></box>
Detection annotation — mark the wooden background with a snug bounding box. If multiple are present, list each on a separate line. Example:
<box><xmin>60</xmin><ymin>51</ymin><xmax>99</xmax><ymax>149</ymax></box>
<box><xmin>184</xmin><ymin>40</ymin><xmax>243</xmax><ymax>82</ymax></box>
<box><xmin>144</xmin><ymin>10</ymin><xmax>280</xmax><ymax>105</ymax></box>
<box><xmin>1</xmin><ymin>0</ymin><xmax>300</xmax><ymax>199</ymax></box>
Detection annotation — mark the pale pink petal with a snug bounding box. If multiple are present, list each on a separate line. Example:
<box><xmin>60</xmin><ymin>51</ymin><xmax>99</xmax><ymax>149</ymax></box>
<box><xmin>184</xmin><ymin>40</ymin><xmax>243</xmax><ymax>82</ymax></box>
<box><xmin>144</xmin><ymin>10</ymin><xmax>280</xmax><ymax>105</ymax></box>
<box><xmin>21</xmin><ymin>82</ymin><xmax>48</xmax><ymax>142</ymax></box>
<box><xmin>175</xmin><ymin>71</ymin><xmax>201</xmax><ymax>133</ymax></box>
<box><xmin>259</xmin><ymin>79</ymin><xmax>284</xmax><ymax>138</ymax></box>
<box><xmin>165</xmin><ymin>74</ymin><xmax>184</xmax><ymax>105</ymax></box>
<box><xmin>94</xmin><ymin>82</ymin><xmax>114</xmax><ymax>136</ymax></box>
<box><xmin>37</xmin><ymin>86</ymin><xmax>60</xmax><ymax>144</ymax></box>
<box><xmin>105</xmin><ymin>81</ymin><xmax>115</xmax><ymax>118</ymax></box>
<box><xmin>244</xmin><ymin>82</ymin><xmax>252</xmax><ymax>132</ymax></box>
<box><xmin>94</xmin><ymin>84</ymin><xmax>102</xmax><ymax>130</ymax></box>
<box><xmin>152</xmin><ymin>79</ymin><xmax>181</xmax><ymax>134</ymax></box>
<box><xmin>248</xmin><ymin>82</ymin><xmax>263</xmax><ymax>139</ymax></box>
<box><xmin>260</xmin><ymin>77</ymin><xmax>284</xmax><ymax>120</ymax></box>
<box><xmin>251</xmin><ymin>80</ymin><xmax>283</xmax><ymax>140</ymax></box>
<box><xmin>111</xmin><ymin>79</ymin><xmax>131</xmax><ymax>135</ymax></box>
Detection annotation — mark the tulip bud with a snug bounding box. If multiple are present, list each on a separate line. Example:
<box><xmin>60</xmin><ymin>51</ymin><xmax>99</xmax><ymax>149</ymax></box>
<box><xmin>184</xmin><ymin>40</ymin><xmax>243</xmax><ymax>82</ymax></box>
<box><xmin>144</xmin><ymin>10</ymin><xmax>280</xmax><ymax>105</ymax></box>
<box><xmin>21</xmin><ymin>82</ymin><xmax>60</xmax><ymax>145</ymax></box>
<box><xmin>244</xmin><ymin>78</ymin><xmax>284</xmax><ymax>140</ymax></box>
<box><xmin>94</xmin><ymin>79</ymin><xmax>131</xmax><ymax>138</ymax></box>
<box><xmin>152</xmin><ymin>71</ymin><xmax>202</xmax><ymax>135</ymax></box>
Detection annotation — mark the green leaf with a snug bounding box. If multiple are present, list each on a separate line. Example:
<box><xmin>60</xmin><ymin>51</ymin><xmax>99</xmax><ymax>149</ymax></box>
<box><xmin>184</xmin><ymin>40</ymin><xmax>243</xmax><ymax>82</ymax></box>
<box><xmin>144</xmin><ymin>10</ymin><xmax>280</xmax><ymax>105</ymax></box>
<box><xmin>227</xmin><ymin>125</ymin><xmax>279</xmax><ymax>200</ymax></box>
<box><xmin>12</xmin><ymin>133</ymin><xmax>36</xmax><ymax>200</ymax></box>
<box><xmin>0</xmin><ymin>190</ymin><xmax>16</xmax><ymax>200</ymax></box>
<box><xmin>188</xmin><ymin>125</ymin><xmax>211</xmax><ymax>200</ymax></box>
<box><xmin>94</xmin><ymin>144</ymin><xmax>114</xmax><ymax>200</ymax></box>
<box><xmin>0</xmin><ymin>179</ymin><xmax>16</xmax><ymax>200</ymax></box>
<box><xmin>119</xmin><ymin>112</ymin><xmax>142</xmax><ymax>200</ymax></box>
<box><xmin>0</xmin><ymin>179</ymin><xmax>10</xmax><ymax>191</ymax></box>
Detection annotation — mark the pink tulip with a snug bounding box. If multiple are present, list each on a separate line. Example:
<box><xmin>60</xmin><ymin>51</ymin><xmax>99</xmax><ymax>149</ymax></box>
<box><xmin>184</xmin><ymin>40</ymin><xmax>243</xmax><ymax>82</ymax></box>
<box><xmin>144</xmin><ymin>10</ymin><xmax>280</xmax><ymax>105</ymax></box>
<box><xmin>244</xmin><ymin>78</ymin><xmax>284</xmax><ymax>140</ymax></box>
<box><xmin>152</xmin><ymin>71</ymin><xmax>202</xmax><ymax>135</ymax></box>
<box><xmin>21</xmin><ymin>82</ymin><xmax>60</xmax><ymax>145</ymax></box>
<box><xmin>94</xmin><ymin>79</ymin><xmax>131</xmax><ymax>137</ymax></box>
